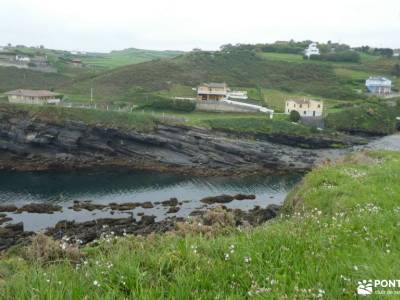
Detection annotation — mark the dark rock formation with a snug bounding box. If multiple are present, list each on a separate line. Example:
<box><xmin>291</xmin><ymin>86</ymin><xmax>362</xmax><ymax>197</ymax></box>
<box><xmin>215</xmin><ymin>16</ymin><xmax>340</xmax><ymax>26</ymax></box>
<box><xmin>45</xmin><ymin>216</ymin><xmax>180</xmax><ymax>245</ymax></box>
<box><xmin>167</xmin><ymin>206</ymin><xmax>180</xmax><ymax>214</ymax></box>
<box><xmin>0</xmin><ymin>205</ymin><xmax>18</xmax><ymax>212</ymax></box>
<box><xmin>0</xmin><ymin>222</ymin><xmax>33</xmax><ymax>251</ymax></box>
<box><xmin>71</xmin><ymin>201</ymin><xmax>108</xmax><ymax>212</ymax></box>
<box><xmin>233</xmin><ymin>194</ymin><xmax>256</xmax><ymax>200</ymax></box>
<box><xmin>200</xmin><ymin>194</ymin><xmax>235</xmax><ymax>204</ymax></box>
<box><xmin>0</xmin><ymin>105</ymin><xmax>364</xmax><ymax>175</ymax></box>
<box><xmin>161</xmin><ymin>198</ymin><xmax>179</xmax><ymax>207</ymax></box>
<box><xmin>17</xmin><ymin>203</ymin><xmax>62</xmax><ymax>214</ymax></box>
<box><xmin>0</xmin><ymin>216</ymin><xmax>12</xmax><ymax>225</ymax></box>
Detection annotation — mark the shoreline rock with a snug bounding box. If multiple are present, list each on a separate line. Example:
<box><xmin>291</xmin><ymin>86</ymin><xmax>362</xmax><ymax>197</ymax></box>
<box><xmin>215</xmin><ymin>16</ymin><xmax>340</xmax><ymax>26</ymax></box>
<box><xmin>0</xmin><ymin>105</ymin><xmax>363</xmax><ymax>176</ymax></box>
<box><xmin>0</xmin><ymin>202</ymin><xmax>282</xmax><ymax>251</ymax></box>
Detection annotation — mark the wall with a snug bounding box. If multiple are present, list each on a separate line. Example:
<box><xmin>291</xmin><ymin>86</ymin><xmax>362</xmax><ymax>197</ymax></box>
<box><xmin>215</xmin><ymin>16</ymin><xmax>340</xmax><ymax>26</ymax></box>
<box><xmin>196</xmin><ymin>100</ymin><xmax>259</xmax><ymax>113</ymax></box>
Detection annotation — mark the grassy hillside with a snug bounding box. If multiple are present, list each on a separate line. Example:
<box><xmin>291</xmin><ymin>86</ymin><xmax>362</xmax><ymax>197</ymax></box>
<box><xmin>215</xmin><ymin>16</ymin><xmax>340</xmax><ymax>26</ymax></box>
<box><xmin>78</xmin><ymin>48</ymin><xmax>184</xmax><ymax>69</ymax></box>
<box><xmin>1</xmin><ymin>151</ymin><xmax>399</xmax><ymax>298</ymax></box>
<box><xmin>63</xmin><ymin>49</ymin><xmax>364</xmax><ymax>103</ymax></box>
<box><xmin>0</xmin><ymin>66</ymin><xmax>71</xmax><ymax>94</ymax></box>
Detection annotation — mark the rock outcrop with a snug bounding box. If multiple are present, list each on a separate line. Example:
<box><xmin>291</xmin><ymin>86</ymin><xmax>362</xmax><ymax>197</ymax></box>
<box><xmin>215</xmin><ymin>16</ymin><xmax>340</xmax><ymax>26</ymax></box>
<box><xmin>0</xmin><ymin>105</ymin><xmax>362</xmax><ymax>175</ymax></box>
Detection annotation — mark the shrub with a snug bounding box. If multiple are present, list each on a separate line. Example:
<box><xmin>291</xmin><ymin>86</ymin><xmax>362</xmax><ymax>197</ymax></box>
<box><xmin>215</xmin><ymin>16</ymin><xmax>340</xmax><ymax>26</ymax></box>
<box><xmin>289</xmin><ymin>110</ymin><xmax>301</xmax><ymax>122</ymax></box>
<box><xmin>23</xmin><ymin>234</ymin><xmax>82</xmax><ymax>265</ymax></box>
<box><xmin>325</xmin><ymin>102</ymin><xmax>398</xmax><ymax>135</ymax></box>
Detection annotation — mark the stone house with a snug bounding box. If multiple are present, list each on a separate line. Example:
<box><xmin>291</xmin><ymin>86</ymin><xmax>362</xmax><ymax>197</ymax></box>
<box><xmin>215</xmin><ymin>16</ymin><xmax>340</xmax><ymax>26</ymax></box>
<box><xmin>5</xmin><ymin>89</ymin><xmax>61</xmax><ymax>105</ymax></box>
<box><xmin>197</xmin><ymin>83</ymin><xmax>228</xmax><ymax>101</ymax></box>
<box><xmin>285</xmin><ymin>99</ymin><xmax>323</xmax><ymax>117</ymax></box>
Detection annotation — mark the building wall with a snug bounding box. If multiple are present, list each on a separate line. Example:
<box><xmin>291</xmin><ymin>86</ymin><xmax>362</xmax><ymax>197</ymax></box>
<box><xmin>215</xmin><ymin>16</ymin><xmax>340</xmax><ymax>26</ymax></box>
<box><xmin>285</xmin><ymin>101</ymin><xmax>323</xmax><ymax>117</ymax></box>
<box><xmin>196</xmin><ymin>100</ymin><xmax>258</xmax><ymax>113</ymax></box>
<box><xmin>8</xmin><ymin>95</ymin><xmax>60</xmax><ymax>105</ymax></box>
<box><xmin>366</xmin><ymin>85</ymin><xmax>391</xmax><ymax>94</ymax></box>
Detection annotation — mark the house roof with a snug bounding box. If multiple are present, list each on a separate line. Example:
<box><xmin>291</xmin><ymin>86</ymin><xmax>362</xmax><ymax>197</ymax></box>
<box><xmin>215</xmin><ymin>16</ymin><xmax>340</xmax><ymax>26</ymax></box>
<box><xmin>287</xmin><ymin>99</ymin><xmax>315</xmax><ymax>105</ymax></box>
<box><xmin>366</xmin><ymin>76</ymin><xmax>391</xmax><ymax>82</ymax></box>
<box><xmin>5</xmin><ymin>89</ymin><xmax>60</xmax><ymax>97</ymax></box>
<box><xmin>203</xmin><ymin>82</ymin><xmax>227</xmax><ymax>88</ymax></box>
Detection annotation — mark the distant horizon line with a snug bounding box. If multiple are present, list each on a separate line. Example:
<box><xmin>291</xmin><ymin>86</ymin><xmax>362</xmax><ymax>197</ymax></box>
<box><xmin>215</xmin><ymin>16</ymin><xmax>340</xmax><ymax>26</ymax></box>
<box><xmin>1</xmin><ymin>39</ymin><xmax>399</xmax><ymax>54</ymax></box>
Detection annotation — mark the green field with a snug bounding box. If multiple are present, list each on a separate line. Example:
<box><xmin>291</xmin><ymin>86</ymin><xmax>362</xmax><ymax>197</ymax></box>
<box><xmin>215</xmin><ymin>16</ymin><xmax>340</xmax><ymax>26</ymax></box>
<box><xmin>1</xmin><ymin>151</ymin><xmax>399</xmax><ymax>299</ymax></box>
<box><xmin>78</xmin><ymin>48</ymin><xmax>184</xmax><ymax>69</ymax></box>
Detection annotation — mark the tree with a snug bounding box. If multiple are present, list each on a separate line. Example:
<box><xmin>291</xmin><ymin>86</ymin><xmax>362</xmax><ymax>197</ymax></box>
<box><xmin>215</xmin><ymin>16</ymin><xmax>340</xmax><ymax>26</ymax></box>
<box><xmin>392</xmin><ymin>64</ymin><xmax>400</xmax><ymax>77</ymax></box>
<box><xmin>289</xmin><ymin>110</ymin><xmax>301</xmax><ymax>122</ymax></box>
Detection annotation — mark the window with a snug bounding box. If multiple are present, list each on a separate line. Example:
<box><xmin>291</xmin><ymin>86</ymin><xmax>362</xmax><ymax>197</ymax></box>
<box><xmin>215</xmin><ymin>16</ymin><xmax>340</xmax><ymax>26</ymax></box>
<box><xmin>317</xmin><ymin>105</ymin><xmax>320</xmax><ymax>108</ymax></box>
<box><xmin>304</xmin><ymin>111</ymin><xmax>306</xmax><ymax>115</ymax></box>
<box><xmin>300</xmin><ymin>104</ymin><xmax>302</xmax><ymax>108</ymax></box>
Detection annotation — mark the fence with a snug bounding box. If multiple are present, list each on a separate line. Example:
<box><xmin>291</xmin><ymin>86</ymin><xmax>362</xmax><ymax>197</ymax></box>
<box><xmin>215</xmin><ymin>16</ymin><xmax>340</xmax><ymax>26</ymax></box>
<box><xmin>60</xmin><ymin>102</ymin><xmax>188</xmax><ymax>124</ymax></box>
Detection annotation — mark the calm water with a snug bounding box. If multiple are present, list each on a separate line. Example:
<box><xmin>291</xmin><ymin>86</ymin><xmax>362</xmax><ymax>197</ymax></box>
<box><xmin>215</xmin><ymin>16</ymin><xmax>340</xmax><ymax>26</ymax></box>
<box><xmin>0</xmin><ymin>170</ymin><xmax>301</xmax><ymax>231</ymax></box>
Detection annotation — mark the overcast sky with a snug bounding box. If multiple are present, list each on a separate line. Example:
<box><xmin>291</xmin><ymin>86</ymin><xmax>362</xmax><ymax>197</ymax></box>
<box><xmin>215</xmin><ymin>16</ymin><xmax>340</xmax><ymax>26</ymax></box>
<box><xmin>1</xmin><ymin>0</ymin><xmax>399</xmax><ymax>52</ymax></box>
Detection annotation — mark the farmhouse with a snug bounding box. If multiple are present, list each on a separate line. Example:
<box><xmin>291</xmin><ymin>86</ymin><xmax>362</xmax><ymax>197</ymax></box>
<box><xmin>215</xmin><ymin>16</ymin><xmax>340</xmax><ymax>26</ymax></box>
<box><xmin>15</xmin><ymin>55</ymin><xmax>31</xmax><ymax>62</ymax></box>
<box><xmin>71</xmin><ymin>58</ymin><xmax>82</xmax><ymax>67</ymax></box>
<box><xmin>285</xmin><ymin>99</ymin><xmax>323</xmax><ymax>117</ymax></box>
<box><xmin>304</xmin><ymin>42</ymin><xmax>320</xmax><ymax>58</ymax></box>
<box><xmin>365</xmin><ymin>76</ymin><xmax>392</xmax><ymax>95</ymax></box>
<box><xmin>5</xmin><ymin>89</ymin><xmax>61</xmax><ymax>105</ymax></box>
<box><xmin>197</xmin><ymin>83</ymin><xmax>228</xmax><ymax>101</ymax></box>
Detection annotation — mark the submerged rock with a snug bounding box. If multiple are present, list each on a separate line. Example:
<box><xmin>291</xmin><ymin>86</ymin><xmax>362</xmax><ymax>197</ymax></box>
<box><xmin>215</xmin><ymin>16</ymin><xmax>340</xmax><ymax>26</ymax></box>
<box><xmin>167</xmin><ymin>206</ymin><xmax>180</xmax><ymax>214</ymax></box>
<box><xmin>109</xmin><ymin>202</ymin><xmax>140</xmax><ymax>211</ymax></box>
<box><xmin>0</xmin><ymin>205</ymin><xmax>18</xmax><ymax>212</ymax></box>
<box><xmin>0</xmin><ymin>216</ymin><xmax>12</xmax><ymax>225</ymax></box>
<box><xmin>200</xmin><ymin>194</ymin><xmax>235</xmax><ymax>204</ymax></box>
<box><xmin>71</xmin><ymin>201</ymin><xmax>107</xmax><ymax>212</ymax></box>
<box><xmin>17</xmin><ymin>203</ymin><xmax>62</xmax><ymax>214</ymax></box>
<box><xmin>233</xmin><ymin>194</ymin><xmax>256</xmax><ymax>200</ymax></box>
<box><xmin>161</xmin><ymin>198</ymin><xmax>179</xmax><ymax>207</ymax></box>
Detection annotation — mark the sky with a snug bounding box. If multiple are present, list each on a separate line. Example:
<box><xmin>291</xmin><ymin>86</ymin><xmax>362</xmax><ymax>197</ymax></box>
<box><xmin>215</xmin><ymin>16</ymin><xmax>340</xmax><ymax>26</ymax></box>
<box><xmin>0</xmin><ymin>0</ymin><xmax>399</xmax><ymax>53</ymax></box>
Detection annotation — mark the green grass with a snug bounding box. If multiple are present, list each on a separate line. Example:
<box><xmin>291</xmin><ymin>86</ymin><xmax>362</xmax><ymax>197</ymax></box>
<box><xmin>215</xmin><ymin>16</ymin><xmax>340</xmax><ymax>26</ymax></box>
<box><xmin>79</xmin><ymin>48</ymin><xmax>183</xmax><ymax>69</ymax></box>
<box><xmin>1</xmin><ymin>104</ymin><xmax>157</xmax><ymax>132</ymax></box>
<box><xmin>325</xmin><ymin>101</ymin><xmax>400</xmax><ymax>135</ymax></box>
<box><xmin>258</xmin><ymin>52</ymin><xmax>304</xmax><ymax>62</ymax></box>
<box><xmin>1</xmin><ymin>151</ymin><xmax>400</xmax><ymax>299</ymax></box>
<box><xmin>203</xmin><ymin>117</ymin><xmax>315</xmax><ymax>136</ymax></box>
<box><xmin>0</xmin><ymin>66</ymin><xmax>70</xmax><ymax>94</ymax></box>
<box><xmin>62</xmin><ymin>50</ymin><xmax>364</xmax><ymax>103</ymax></box>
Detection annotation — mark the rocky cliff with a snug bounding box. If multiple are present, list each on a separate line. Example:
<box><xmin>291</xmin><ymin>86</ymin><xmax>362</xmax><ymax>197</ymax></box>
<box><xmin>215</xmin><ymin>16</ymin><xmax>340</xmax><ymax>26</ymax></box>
<box><xmin>0</xmin><ymin>106</ymin><xmax>354</xmax><ymax>175</ymax></box>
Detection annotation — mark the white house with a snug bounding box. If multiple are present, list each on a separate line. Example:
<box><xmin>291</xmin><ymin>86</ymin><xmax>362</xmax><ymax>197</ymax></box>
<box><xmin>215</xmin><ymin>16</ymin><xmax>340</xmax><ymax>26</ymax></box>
<box><xmin>5</xmin><ymin>89</ymin><xmax>61</xmax><ymax>105</ymax></box>
<box><xmin>304</xmin><ymin>42</ymin><xmax>320</xmax><ymax>58</ymax></box>
<box><xmin>393</xmin><ymin>49</ymin><xmax>400</xmax><ymax>57</ymax></box>
<box><xmin>15</xmin><ymin>55</ymin><xmax>31</xmax><ymax>62</ymax></box>
<box><xmin>227</xmin><ymin>90</ymin><xmax>248</xmax><ymax>100</ymax></box>
<box><xmin>285</xmin><ymin>99</ymin><xmax>323</xmax><ymax>117</ymax></box>
<box><xmin>365</xmin><ymin>77</ymin><xmax>392</xmax><ymax>95</ymax></box>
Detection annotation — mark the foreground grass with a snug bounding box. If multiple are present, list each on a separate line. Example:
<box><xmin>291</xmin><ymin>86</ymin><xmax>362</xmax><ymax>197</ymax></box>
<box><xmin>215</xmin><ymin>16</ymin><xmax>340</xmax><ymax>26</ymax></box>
<box><xmin>1</xmin><ymin>151</ymin><xmax>399</xmax><ymax>299</ymax></box>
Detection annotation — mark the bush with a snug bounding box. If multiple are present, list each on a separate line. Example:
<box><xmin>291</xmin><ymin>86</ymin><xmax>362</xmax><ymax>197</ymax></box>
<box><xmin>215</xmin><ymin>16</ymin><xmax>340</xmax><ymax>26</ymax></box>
<box><xmin>325</xmin><ymin>102</ymin><xmax>399</xmax><ymax>135</ymax></box>
<box><xmin>289</xmin><ymin>110</ymin><xmax>301</xmax><ymax>122</ymax></box>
